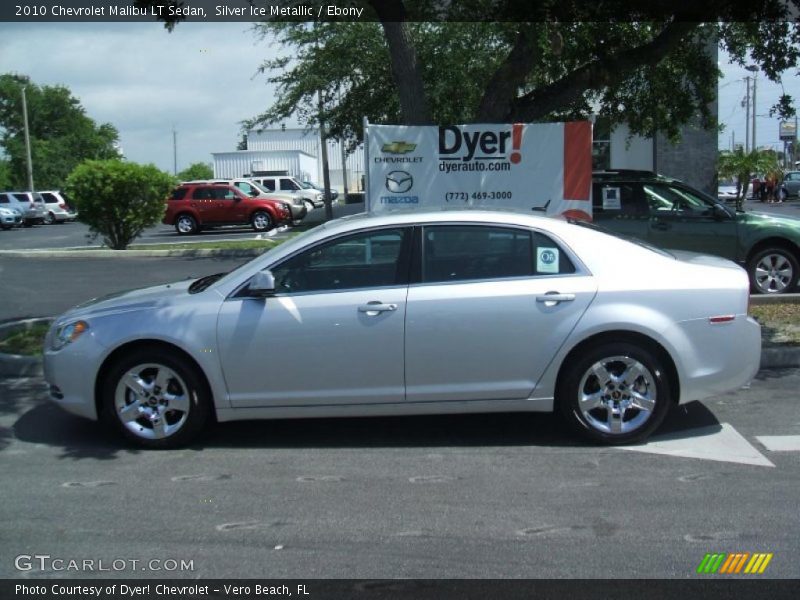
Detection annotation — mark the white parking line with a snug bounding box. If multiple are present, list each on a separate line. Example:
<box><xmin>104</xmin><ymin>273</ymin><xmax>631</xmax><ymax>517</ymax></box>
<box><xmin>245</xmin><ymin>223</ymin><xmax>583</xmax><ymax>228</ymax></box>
<box><xmin>617</xmin><ymin>423</ymin><xmax>775</xmax><ymax>467</ymax></box>
<box><xmin>755</xmin><ymin>435</ymin><xmax>800</xmax><ymax>452</ymax></box>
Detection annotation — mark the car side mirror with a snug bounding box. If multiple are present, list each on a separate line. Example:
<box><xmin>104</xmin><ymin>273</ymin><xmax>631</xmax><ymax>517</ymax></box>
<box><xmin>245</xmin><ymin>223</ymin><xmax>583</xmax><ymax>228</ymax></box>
<box><xmin>712</xmin><ymin>204</ymin><xmax>730</xmax><ymax>220</ymax></box>
<box><xmin>248</xmin><ymin>270</ymin><xmax>276</xmax><ymax>297</ymax></box>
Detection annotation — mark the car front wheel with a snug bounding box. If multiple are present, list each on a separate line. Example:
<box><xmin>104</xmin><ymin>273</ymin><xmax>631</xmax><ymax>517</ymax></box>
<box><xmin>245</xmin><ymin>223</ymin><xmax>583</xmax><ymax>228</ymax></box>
<box><xmin>748</xmin><ymin>247</ymin><xmax>799</xmax><ymax>294</ymax></box>
<box><xmin>175</xmin><ymin>214</ymin><xmax>198</xmax><ymax>235</ymax></box>
<box><xmin>251</xmin><ymin>210</ymin><xmax>273</xmax><ymax>232</ymax></box>
<box><xmin>101</xmin><ymin>348</ymin><xmax>211</xmax><ymax>449</ymax></box>
<box><xmin>558</xmin><ymin>342</ymin><xmax>672</xmax><ymax>445</ymax></box>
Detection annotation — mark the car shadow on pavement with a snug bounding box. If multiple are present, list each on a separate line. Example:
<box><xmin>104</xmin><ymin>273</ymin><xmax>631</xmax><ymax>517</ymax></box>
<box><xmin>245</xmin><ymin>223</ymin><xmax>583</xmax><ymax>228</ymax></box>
<box><xmin>9</xmin><ymin>396</ymin><xmax>722</xmax><ymax>457</ymax></box>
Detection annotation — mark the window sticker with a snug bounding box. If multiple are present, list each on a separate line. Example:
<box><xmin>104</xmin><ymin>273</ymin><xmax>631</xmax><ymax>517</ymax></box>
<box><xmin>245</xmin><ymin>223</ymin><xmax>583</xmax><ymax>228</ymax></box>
<box><xmin>602</xmin><ymin>186</ymin><xmax>621</xmax><ymax>210</ymax></box>
<box><xmin>537</xmin><ymin>247</ymin><xmax>559</xmax><ymax>274</ymax></box>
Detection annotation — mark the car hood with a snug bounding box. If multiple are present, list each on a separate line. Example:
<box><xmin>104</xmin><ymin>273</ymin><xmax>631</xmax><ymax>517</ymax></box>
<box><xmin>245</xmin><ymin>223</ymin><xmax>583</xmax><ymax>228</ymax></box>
<box><xmin>61</xmin><ymin>279</ymin><xmax>196</xmax><ymax>321</ymax></box>
<box><xmin>738</xmin><ymin>210</ymin><xmax>800</xmax><ymax>231</ymax></box>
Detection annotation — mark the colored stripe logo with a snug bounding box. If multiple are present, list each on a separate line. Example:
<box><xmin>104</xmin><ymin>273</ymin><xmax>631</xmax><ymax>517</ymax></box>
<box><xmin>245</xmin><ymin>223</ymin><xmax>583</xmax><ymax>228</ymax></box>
<box><xmin>696</xmin><ymin>553</ymin><xmax>773</xmax><ymax>574</ymax></box>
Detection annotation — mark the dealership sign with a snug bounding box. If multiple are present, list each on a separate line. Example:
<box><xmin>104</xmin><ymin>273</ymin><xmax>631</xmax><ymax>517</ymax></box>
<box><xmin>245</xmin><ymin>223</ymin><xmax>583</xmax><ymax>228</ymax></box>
<box><xmin>779</xmin><ymin>121</ymin><xmax>797</xmax><ymax>142</ymax></box>
<box><xmin>364</xmin><ymin>121</ymin><xmax>593</xmax><ymax>221</ymax></box>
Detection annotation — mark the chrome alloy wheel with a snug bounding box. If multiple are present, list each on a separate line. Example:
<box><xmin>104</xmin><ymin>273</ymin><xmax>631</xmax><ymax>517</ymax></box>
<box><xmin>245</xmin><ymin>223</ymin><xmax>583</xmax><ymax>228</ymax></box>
<box><xmin>114</xmin><ymin>363</ymin><xmax>191</xmax><ymax>440</ymax></box>
<box><xmin>176</xmin><ymin>215</ymin><xmax>196</xmax><ymax>234</ymax></box>
<box><xmin>252</xmin><ymin>212</ymin><xmax>271</xmax><ymax>231</ymax></box>
<box><xmin>754</xmin><ymin>253</ymin><xmax>793</xmax><ymax>293</ymax></box>
<box><xmin>577</xmin><ymin>355</ymin><xmax>657</xmax><ymax>435</ymax></box>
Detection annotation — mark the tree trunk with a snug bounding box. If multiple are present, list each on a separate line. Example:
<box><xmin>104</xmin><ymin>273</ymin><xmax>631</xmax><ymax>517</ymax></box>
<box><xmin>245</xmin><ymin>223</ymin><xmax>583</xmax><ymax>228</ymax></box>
<box><xmin>370</xmin><ymin>1</ymin><xmax>432</xmax><ymax>124</ymax></box>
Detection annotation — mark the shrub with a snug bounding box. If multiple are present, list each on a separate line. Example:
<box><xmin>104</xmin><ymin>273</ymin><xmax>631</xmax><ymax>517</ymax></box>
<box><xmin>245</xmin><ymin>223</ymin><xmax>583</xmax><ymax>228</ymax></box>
<box><xmin>65</xmin><ymin>160</ymin><xmax>176</xmax><ymax>249</ymax></box>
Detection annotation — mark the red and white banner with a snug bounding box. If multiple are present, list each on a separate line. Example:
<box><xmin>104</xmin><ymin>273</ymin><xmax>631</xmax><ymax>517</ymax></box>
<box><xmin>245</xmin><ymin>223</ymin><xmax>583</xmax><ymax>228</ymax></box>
<box><xmin>365</xmin><ymin>121</ymin><xmax>592</xmax><ymax>221</ymax></box>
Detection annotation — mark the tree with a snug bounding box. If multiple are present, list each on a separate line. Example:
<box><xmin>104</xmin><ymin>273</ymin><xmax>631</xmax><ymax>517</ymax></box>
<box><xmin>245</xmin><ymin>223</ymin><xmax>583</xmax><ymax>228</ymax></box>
<box><xmin>0</xmin><ymin>74</ymin><xmax>121</xmax><ymax>190</ymax></box>
<box><xmin>718</xmin><ymin>148</ymin><xmax>780</xmax><ymax>210</ymax></box>
<box><xmin>240</xmin><ymin>4</ymin><xmax>800</xmax><ymax>150</ymax></box>
<box><xmin>176</xmin><ymin>162</ymin><xmax>214</xmax><ymax>181</ymax></box>
<box><xmin>65</xmin><ymin>160</ymin><xmax>175</xmax><ymax>250</ymax></box>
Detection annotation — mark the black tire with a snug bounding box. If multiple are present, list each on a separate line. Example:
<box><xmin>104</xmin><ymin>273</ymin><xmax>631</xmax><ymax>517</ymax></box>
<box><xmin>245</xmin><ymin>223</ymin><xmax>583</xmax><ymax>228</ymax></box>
<box><xmin>174</xmin><ymin>213</ymin><xmax>199</xmax><ymax>235</ymax></box>
<box><xmin>100</xmin><ymin>347</ymin><xmax>212</xmax><ymax>449</ymax></box>
<box><xmin>43</xmin><ymin>212</ymin><xmax>55</xmax><ymax>225</ymax></box>
<box><xmin>747</xmin><ymin>247</ymin><xmax>799</xmax><ymax>295</ymax></box>
<box><xmin>251</xmin><ymin>210</ymin><xmax>273</xmax><ymax>232</ymax></box>
<box><xmin>557</xmin><ymin>341</ymin><xmax>672</xmax><ymax>445</ymax></box>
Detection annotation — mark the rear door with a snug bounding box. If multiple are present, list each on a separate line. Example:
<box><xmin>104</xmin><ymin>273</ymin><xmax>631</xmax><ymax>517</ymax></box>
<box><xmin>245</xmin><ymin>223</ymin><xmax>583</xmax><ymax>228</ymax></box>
<box><xmin>644</xmin><ymin>182</ymin><xmax>738</xmax><ymax>259</ymax></box>
<box><xmin>591</xmin><ymin>182</ymin><xmax>650</xmax><ymax>241</ymax></box>
<box><xmin>404</xmin><ymin>224</ymin><xmax>597</xmax><ymax>403</ymax></box>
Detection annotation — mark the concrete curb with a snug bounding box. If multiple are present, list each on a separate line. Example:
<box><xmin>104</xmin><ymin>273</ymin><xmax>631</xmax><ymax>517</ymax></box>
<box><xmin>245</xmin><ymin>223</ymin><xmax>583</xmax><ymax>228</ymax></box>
<box><xmin>1</xmin><ymin>318</ymin><xmax>798</xmax><ymax>378</ymax></box>
<box><xmin>0</xmin><ymin>247</ymin><xmax>270</xmax><ymax>258</ymax></box>
<box><xmin>0</xmin><ymin>318</ymin><xmax>53</xmax><ymax>378</ymax></box>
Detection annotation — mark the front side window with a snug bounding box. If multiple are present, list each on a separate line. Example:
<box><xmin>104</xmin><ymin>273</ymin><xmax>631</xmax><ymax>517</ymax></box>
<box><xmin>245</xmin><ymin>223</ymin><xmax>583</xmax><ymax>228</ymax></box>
<box><xmin>270</xmin><ymin>228</ymin><xmax>409</xmax><ymax>293</ymax></box>
<box><xmin>644</xmin><ymin>183</ymin><xmax>714</xmax><ymax>215</ymax></box>
<box><xmin>280</xmin><ymin>178</ymin><xmax>300</xmax><ymax>191</ymax></box>
<box><xmin>421</xmin><ymin>225</ymin><xmax>574</xmax><ymax>283</ymax></box>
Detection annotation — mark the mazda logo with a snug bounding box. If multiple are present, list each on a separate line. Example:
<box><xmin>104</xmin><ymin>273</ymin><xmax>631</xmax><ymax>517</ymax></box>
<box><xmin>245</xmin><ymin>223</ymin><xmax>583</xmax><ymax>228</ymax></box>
<box><xmin>385</xmin><ymin>171</ymin><xmax>413</xmax><ymax>194</ymax></box>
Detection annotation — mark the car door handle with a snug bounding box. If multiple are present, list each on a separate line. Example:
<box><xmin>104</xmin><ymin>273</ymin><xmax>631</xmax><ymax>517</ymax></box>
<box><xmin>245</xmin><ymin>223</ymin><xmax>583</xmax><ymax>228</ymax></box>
<box><xmin>652</xmin><ymin>221</ymin><xmax>671</xmax><ymax>231</ymax></box>
<box><xmin>358</xmin><ymin>301</ymin><xmax>398</xmax><ymax>315</ymax></box>
<box><xmin>536</xmin><ymin>293</ymin><xmax>575</xmax><ymax>305</ymax></box>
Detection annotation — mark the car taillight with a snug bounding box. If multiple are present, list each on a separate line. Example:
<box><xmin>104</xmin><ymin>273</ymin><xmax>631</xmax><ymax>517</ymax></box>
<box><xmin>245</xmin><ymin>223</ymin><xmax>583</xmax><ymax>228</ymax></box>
<box><xmin>58</xmin><ymin>203</ymin><xmax>66</xmax><ymax>209</ymax></box>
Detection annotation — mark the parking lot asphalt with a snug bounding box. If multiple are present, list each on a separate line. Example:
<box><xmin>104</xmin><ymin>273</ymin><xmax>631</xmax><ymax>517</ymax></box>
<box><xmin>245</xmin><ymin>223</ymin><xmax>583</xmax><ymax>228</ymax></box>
<box><xmin>1</xmin><ymin>367</ymin><xmax>798</xmax><ymax>578</ymax></box>
<box><xmin>0</xmin><ymin>202</ymin><xmax>362</xmax><ymax>251</ymax></box>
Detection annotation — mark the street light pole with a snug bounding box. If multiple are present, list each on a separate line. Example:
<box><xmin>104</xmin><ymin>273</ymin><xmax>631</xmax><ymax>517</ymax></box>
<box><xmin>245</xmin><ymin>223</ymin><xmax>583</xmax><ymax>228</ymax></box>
<box><xmin>746</xmin><ymin>65</ymin><xmax>759</xmax><ymax>151</ymax></box>
<box><xmin>21</xmin><ymin>86</ymin><xmax>34</xmax><ymax>192</ymax></box>
<box><xmin>744</xmin><ymin>76</ymin><xmax>751</xmax><ymax>152</ymax></box>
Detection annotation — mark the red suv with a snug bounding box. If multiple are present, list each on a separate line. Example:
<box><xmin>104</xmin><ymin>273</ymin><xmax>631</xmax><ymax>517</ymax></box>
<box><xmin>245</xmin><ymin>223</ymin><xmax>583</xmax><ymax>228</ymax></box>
<box><xmin>163</xmin><ymin>183</ymin><xmax>292</xmax><ymax>235</ymax></box>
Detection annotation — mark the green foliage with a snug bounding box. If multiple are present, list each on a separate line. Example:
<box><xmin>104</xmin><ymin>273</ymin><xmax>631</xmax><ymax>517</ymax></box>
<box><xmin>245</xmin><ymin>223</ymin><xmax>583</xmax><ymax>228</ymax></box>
<box><xmin>65</xmin><ymin>160</ymin><xmax>176</xmax><ymax>250</ymax></box>
<box><xmin>0</xmin><ymin>73</ymin><xmax>120</xmax><ymax>190</ymax></box>
<box><xmin>176</xmin><ymin>162</ymin><xmax>214</xmax><ymax>181</ymax></box>
<box><xmin>248</xmin><ymin>20</ymin><xmax>799</xmax><ymax>148</ymax></box>
<box><xmin>0</xmin><ymin>159</ymin><xmax>12</xmax><ymax>190</ymax></box>
<box><xmin>718</xmin><ymin>148</ymin><xmax>781</xmax><ymax>210</ymax></box>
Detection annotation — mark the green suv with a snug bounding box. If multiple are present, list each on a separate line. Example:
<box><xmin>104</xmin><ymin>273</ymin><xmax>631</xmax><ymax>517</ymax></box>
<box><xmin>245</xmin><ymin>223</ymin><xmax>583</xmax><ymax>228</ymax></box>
<box><xmin>592</xmin><ymin>170</ymin><xmax>800</xmax><ymax>294</ymax></box>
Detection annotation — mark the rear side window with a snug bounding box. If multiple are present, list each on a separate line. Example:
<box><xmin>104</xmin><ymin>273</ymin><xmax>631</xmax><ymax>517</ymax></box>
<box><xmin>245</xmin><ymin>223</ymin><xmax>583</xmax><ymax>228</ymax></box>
<box><xmin>41</xmin><ymin>192</ymin><xmax>57</xmax><ymax>203</ymax></box>
<box><xmin>592</xmin><ymin>183</ymin><xmax>648</xmax><ymax>216</ymax></box>
<box><xmin>171</xmin><ymin>188</ymin><xmax>188</xmax><ymax>200</ymax></box>
<box><xmin>190</xmin><ymin>187</ymin><xmax>213</xmax><ymax>200</ymax></box>
<box><xmin>259</xmin><ymin>179</ymin><xmax>276</xmax><ymax>191</ymax></box>
<box><xmin>212</xmin><ymin>187</ymin><xmax>237</xmax><ymax>200</ymax></box>
<box><xmin>421</xmin><ymin>225</ymin><xmax>574</xmax><ymax>283</ymax></box>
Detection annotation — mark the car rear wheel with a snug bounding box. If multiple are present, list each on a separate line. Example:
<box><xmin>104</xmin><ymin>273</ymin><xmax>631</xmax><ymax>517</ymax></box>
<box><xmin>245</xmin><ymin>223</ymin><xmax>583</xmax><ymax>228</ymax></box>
<box><xmin>175</xmin><ymin>214</ymin><xmax>198</xmax><ymax>235</ymax></box>
<box><xmin>251</xmin><ymin>210</ymin><xmax>272</xmax><ymax>232</ymax></box>
<box><xmin>100</xmin><ymin>348</ymin><xmax>211</xmax><ymax>449</ymax></box>
<box><xmin>558</xmin><ymin>342</ymin><xmax>672</xmax><ymax>445</ymax></box>
<box><xmin>43</xmin><ymin>212</ymin><xmax>55</xmax><ymax>225</ymax></box>
<box><xmin>748</xmin><ymin>247</ymin><xmax>799</xmax><ymax>294</ymax></box>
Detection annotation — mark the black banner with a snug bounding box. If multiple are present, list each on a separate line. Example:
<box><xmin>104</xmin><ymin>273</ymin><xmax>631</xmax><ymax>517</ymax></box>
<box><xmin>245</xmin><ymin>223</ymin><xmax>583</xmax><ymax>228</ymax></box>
<box><xmin>1</xmin><ymin>0</ymin><xmax>799</xmax><ymax>23</ymax></box>
<box><xmin>3</xmin><ymin>580</ymin><xmax>800</xmax><ymax>600</ymax></box>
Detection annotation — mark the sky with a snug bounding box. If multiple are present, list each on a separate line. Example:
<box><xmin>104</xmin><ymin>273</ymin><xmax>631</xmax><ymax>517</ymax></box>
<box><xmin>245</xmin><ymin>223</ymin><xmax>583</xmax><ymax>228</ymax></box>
<box><xmin>0</xmin><ymin>21</ymin><xmax>798</xmax><ymax>174</ymax></box>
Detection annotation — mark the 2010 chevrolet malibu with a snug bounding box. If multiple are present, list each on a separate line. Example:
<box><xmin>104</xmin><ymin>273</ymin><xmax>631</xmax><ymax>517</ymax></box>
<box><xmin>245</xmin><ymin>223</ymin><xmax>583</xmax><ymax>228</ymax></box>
<box><xmin>44</xmin><ymin>210</ymin><xmax>761</xmax><ymax>448</ymax></box>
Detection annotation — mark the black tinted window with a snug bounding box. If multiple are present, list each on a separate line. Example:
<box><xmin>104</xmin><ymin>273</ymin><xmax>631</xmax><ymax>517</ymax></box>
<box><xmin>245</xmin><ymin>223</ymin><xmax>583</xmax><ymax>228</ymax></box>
<box><xmin>171</xmin><ymin>188</ymin><xmax>188</xmax><ymax>200</ymax></box>
<box><xmin>593</xmin><ymin>183</ymin><xmax>648</xmax><ymax>216</ymax></box>
<box><xmin>41</xmin><ymin>193</ymin><xmax>57</xmax><ymax>203</ymax></box>
<box><xmin>260</xmin><ymin>179</ymin><xmax>276</xmax><ymax>191</ymax></box>
<box><xmin>191</xmin><ymin>187</ymin><xmax>213</xmax><ymax>200</ymax></box>
<box><xmin>280</xmin><ymin>179</ymin><xmax>299</xmax><ymax>191</ymax></box>
<box><xmin>212</xmin><ymin>187</ymin><xmax>236</xmax><ymax>200</ymax></box>
<box><xmin>271</xmin><ymin>228</ymin><xmax>409</xmax><ymax>293</ymax></box>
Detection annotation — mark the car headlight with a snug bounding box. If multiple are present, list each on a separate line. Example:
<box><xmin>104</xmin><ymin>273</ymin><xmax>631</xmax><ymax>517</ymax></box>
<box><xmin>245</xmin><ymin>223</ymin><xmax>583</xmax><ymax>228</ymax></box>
<box><xmin>51</xmin><ymin>320</ymin><xmax>90</xmax><ymax>351</ymax></box>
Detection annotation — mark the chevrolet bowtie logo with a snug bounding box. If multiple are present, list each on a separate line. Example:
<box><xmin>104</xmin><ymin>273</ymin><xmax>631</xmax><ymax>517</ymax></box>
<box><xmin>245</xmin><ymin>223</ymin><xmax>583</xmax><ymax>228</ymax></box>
<box><xmin>385</xmin><ymin>171</ymin><xmax>413</xmax><ymax>194</ymax></box>
<box><xmin>381</xmin><ymin>141</ymin><xmax>417</xmax><ymax>154</ymax></box>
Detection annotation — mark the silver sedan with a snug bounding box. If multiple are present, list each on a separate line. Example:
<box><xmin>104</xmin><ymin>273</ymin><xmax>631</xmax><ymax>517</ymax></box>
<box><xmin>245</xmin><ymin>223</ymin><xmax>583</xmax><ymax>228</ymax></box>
<box><xmin>43</xmin><ymin>210</ymin><xmax>761</xmax><ymax>448</ymax></box>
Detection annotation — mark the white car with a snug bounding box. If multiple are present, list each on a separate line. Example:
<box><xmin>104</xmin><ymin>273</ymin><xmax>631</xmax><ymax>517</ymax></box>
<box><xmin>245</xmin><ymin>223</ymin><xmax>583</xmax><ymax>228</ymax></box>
<box><xmin>0</xmin><ymin>206</ymin><xmax>22</xmax><ymax>229</ymax></box>
<box><xmin>43</xmin><ymin>210</ymin><xmax>761</xmax><ymax>448</ymax></box>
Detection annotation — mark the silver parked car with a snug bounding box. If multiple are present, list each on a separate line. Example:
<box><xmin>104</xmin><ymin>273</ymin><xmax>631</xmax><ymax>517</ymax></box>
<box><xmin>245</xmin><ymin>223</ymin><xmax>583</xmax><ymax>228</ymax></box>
<box><xmin>0</xmin><ymin>206</ymin><xmax>22</xmax><ymax>229</ymax></box>
<box><xmin>0</xmin><ymin>191</ymin><xmax>45</xmax><ymax>225</ymax></box>
<box><xmin>44</xmin><ymin>210</ymin><xmax>761</xmax><ymax>448</ymax></box>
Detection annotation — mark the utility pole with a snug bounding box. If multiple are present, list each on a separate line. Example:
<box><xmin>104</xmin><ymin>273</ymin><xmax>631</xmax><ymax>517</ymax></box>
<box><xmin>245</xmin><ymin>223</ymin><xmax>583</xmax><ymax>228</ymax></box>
<box><xmin>172</xmin><ymin>126</ymin><xmax>177</xmax><ymax>176</ymax></box>
<box><xmin>746</xmin><ymin>65</ymin><xmax>759</xmax><ymax>152</ymax></box>
<box><xmin>21</xmin><ymin>86</ymin><xmax>34</xmax><ymax>192</ymax></box>
<box><xmin>340</xmin><ymin>139</ymin><xmax>349</xmax><ymax>201</ymax></box>
<box><xmin>744</xmin><ymin>76</ymin><xmax>751</xmax><ymax>152</ymax></box>
<box><xmin>318</xmin><ymin>91</ymin><xmax>333</xmax><ymax>222</ymax></box>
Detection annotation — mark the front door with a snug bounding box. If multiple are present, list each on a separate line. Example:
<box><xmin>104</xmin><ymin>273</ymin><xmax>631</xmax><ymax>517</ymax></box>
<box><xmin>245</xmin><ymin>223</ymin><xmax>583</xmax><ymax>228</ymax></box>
<box><xmin>217</xmin><ymin>227</ymin><xmax>412</xmax><ymax>408</ymax></box>
<box><xmin>643</xmin><ymin>182</ymin><xmax>738</xmax><ymax>259</ymax></box>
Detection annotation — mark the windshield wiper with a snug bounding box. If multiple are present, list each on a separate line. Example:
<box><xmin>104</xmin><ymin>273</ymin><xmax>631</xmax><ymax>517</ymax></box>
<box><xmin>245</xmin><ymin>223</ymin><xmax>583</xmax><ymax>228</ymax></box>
<box><xmin>188</xmin><ymin>272</ymin><xmax>227</xmax><ymax>294</ymax></box>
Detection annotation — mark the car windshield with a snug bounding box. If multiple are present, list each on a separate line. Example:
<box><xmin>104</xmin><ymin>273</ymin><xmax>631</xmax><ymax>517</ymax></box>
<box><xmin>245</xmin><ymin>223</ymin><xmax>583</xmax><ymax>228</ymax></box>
<box><xmin>570</xmin><ymin>219</ymin><xmax>675</xmax><ymax>258</ymax></box>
